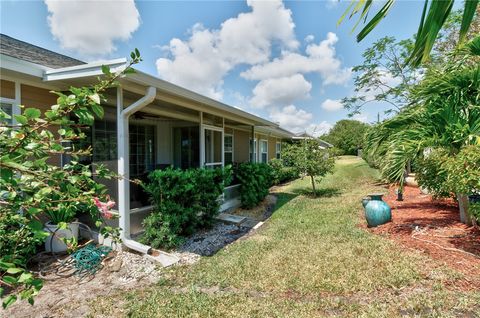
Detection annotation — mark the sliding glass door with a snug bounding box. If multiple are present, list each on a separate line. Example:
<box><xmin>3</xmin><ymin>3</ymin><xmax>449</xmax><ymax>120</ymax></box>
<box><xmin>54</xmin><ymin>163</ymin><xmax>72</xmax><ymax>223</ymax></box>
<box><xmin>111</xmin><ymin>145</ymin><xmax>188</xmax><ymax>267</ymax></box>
<box><xmin>173</xmin><ymin>126</ymin><xmax>199</xmax><ymax>169</ymax></box>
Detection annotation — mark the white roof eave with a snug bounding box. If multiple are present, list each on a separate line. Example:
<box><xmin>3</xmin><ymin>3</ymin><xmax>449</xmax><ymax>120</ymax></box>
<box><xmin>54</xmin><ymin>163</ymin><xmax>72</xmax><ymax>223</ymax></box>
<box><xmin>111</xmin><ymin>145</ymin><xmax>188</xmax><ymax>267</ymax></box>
<box><xmin>43</xmin><ymin>59</ymin><xmax>279</xmax><ymax>128</ymax></box>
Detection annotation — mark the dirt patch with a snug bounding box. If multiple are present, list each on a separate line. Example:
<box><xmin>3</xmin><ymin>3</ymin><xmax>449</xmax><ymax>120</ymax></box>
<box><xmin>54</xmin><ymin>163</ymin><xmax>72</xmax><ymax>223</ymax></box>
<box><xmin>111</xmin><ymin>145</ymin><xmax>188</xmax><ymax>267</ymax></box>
<box><xmin>363</xmin><ymin>185</ymin><xmax>480</xmax><ymax>290</ymax></box>
<box><xmin>231</xmin><ymin>194</ymin><xmax>278</xmax><ymax>221</ymax></box>
<box><xmin>4</xmin><ymin>249</ymin><xmax>163</xmax><ymax>318</ymax></box>
<box><xmin>5</xmin><ymin>194</ymin><xmax>279</xmax><ymax>317</ymax></box>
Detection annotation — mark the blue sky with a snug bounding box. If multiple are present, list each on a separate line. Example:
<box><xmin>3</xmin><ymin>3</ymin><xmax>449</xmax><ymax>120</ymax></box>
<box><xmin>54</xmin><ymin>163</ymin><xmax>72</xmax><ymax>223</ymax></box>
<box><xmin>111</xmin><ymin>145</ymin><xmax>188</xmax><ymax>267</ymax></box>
<box><xmin>1</xmin><ymin>0</ymin><xmax>430</xmax><ymax>134</ymax></box>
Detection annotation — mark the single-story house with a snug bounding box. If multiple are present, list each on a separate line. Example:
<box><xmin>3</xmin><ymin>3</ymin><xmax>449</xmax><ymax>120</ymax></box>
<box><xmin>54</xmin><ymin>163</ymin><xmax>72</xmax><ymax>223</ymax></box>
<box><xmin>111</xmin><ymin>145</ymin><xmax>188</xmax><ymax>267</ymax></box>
<box><xmin>0</xmin><ymin>34</ymin><xmax>294</xmax><ymax>253</ymax></box>
<box><xmin>292</xmin><ymin>132</ymin><xmax>333</xmax><ymax>149</ymax></box>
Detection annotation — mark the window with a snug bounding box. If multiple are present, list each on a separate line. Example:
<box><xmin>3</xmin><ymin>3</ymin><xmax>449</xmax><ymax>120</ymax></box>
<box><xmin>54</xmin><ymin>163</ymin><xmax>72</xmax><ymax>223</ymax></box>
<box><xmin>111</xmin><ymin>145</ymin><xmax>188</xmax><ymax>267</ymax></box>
<box><xmin>224</xmin><ymin>134</ymin><xmax>233</xmax><ymax>165</ymax></box>
<box><xmin>249</xmin><ymin>139</ymin><xmax>257</xmax><ymax>162</ymax></box>
<box><xmin>260</xmin><ymin>140</ymin><xmax>268</xmax><ymax>163</ymax></box>
<box><xmin>0</xmin><ymin>103</ymin><xmax>13</xmax><ymax>125</ymax></box>
<box><xmin>276</xmin><ymin>142</ymin><xmax>281</xmax><ymax>159</ymax></box>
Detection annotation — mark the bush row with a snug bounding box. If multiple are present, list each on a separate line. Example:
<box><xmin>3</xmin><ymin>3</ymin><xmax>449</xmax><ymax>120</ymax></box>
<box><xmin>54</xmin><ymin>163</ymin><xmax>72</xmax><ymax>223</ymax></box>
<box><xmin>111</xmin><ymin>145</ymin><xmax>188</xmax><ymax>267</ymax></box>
<box><xmin>235</xmin><ymin>163</ymin><xmax>274</xmax><ymax>209</ymax></box>
<box><xmin>269</xmin><ymin>158</ymin><xmax>299</xmax><ymax>185</ymax></box>
<box><xmin>141</xmin><ymin>167</ymin><xmax>232</xmax><ymax>249</ymax></box>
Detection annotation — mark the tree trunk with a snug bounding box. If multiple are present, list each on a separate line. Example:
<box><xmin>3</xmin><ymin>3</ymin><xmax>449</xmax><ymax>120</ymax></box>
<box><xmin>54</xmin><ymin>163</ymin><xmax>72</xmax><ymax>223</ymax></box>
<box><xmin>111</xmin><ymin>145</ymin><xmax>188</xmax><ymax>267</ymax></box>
<box><xmin>457</xmin><ymin>193</ymin><xmax>473</xmax><ymax>226</ymax></box>
<box><xmin>310</xmin><ymin>175</ymin><xmax>316</xmax><ymax>196</ymax></box>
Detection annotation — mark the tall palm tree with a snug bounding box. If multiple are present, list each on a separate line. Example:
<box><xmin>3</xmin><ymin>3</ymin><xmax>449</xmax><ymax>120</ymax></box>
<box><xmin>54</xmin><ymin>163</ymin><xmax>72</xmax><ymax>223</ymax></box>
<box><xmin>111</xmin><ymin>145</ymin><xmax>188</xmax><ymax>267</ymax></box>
<box><xmin>340</xmin><ymin>0</ymin><xmax>479</xmax><ymax>65</ymax></box>
<box><xmin>364</xmin><ymin>36</ymin><xmax>480</xmax><ymax>205</ymax></box>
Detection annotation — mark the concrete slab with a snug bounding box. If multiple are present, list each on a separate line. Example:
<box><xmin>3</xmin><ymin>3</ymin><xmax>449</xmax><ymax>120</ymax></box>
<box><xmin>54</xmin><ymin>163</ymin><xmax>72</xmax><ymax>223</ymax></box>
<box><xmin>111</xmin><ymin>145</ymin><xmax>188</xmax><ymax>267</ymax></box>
<box><xmin>146</xmin><ymin>250</ymin><xmax>180</xmax><ymax>267</ymax></box>
<box><xmin>216</xmin><ymin>213</ymin><xmax>246</xmax><ymax>225</ymax></box>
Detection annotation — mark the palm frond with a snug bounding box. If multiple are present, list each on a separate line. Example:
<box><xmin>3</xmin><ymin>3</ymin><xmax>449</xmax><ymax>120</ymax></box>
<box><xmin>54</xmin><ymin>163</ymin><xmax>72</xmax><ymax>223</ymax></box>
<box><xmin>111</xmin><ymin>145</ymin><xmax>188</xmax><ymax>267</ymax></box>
<box><xmin>459</xmin><ymin>0</ymin><xmax>480</xmax><ymax>43</ymax></box>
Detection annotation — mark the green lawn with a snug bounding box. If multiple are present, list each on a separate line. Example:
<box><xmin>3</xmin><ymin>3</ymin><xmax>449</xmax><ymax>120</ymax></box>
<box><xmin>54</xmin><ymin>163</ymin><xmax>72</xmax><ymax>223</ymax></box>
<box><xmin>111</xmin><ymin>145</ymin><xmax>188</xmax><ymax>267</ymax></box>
<box><xmin>90</xmin><ymin>156</ymin><xmax>480</xmax><ymax>317</ymax></box>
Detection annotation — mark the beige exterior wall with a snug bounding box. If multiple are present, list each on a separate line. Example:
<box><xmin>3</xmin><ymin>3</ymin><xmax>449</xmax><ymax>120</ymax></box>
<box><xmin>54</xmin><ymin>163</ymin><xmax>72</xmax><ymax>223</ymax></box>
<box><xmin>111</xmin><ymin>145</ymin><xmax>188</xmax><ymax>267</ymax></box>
<box><xmin>268</xmin><ymin>137</ymin><xmax>277</xmax><ymax>161</ymax></box>
<box><xmin>20</xmin><ymin>84</ymin><xmax>62</xmax><ymax>166</ymax></box>
<box><xmin>0</xmin><ymin>79</ymin><xmax>15</xmax><ymax>99</ymax></box>
<box><xmin>233</xmin><ymin>129</ymin><xmax>250</xmax><ymax>163</ymax></box>
<box><xmin>21</xmin><ymin>84</ymin><xmax>58</xmax><ymax>113</ymax></box>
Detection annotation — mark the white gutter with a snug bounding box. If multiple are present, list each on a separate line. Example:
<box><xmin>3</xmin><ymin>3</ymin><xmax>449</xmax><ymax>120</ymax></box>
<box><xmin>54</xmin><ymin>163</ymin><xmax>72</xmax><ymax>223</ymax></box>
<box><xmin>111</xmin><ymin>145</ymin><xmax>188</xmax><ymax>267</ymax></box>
<box><xmin>117</xmin><ymin>86</ymin><xmax>157</xmax><ymax>254</ymax></box>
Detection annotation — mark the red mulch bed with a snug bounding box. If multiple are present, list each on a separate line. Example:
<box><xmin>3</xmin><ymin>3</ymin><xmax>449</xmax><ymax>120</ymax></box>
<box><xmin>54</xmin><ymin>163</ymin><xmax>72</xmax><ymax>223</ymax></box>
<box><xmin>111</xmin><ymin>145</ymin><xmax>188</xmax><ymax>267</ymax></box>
<box><xmin>363</xmin><ymin>185</ymin><xmax>480</xmax><ymax>291</ymax></box>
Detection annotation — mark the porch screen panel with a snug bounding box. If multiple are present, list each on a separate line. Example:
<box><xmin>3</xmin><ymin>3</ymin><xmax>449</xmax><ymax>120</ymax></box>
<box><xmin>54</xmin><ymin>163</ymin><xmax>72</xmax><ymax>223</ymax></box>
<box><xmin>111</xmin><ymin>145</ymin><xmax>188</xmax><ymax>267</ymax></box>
<box><xmin>129</xmin><ymin>124</ymin><xmax>156</xmax><ymax>209</ymax></box>
<box><xmin>173</xmin><ymin>126</ymin><xmax>200</xmax><ymax>169</ymax></box>
<box><xmin>224</xmin><ymin>134</ymin><xmax>233</xmax><ymax>165</ymax></box>
<box><xmin>204</xmin><ymin>129</ymin><xmax>223</xmax><ymax>168</ymax></box>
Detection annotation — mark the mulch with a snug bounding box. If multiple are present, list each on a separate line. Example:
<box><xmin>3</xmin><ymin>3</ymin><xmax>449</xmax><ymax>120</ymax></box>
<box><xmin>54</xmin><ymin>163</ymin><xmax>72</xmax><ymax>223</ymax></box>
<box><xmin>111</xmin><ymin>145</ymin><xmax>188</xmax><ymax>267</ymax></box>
<box><xmin>362</xmin><ymin>185</ymin><xmax>480</xmax><ymax>291</ymax></box>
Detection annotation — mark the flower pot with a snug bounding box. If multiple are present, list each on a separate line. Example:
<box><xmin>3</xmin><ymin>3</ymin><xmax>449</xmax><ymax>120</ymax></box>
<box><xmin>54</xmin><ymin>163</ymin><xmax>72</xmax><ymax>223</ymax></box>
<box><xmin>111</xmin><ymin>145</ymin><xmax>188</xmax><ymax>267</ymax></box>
<box><xmin>361</xmin><ymin>197</ymin><xmax>371</xmax><ymax>208</ymax></box>
<box><xmin>44</xmin><ymin>221</ymin><xmax>79</xmax><ymax>253</ymax></box>
<box><xmin>405</xmin><ymin>173</ymin><xmax>418</xmax><ymax>187</ymax></box>
<box><xmin>364</xmin><ymin>193</ymin><xmax>391</xmax><ymax>227</ymax></box>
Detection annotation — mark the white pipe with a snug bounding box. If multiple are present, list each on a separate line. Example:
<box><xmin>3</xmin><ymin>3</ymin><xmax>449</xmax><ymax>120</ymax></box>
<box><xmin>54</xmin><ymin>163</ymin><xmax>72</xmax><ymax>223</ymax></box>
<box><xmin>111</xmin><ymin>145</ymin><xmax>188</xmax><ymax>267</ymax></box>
<box><xmin>117</xmin><ymin>86</ymin><xmax>157</xmax><ymax>254</ymax></box>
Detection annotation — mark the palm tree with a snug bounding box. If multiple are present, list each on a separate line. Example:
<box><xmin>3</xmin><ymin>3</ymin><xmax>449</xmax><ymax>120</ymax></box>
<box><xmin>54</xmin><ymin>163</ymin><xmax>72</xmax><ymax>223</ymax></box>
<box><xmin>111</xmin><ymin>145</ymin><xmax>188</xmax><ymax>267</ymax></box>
<box><xmin>339</xmin><ymin>0</ymin><xmax>479</xmax><ymax>66</ymax></box>
<box><xmin>364</xmin><ymin>36</ymin><xmax>480</xmax><ymax>223</ymax></box>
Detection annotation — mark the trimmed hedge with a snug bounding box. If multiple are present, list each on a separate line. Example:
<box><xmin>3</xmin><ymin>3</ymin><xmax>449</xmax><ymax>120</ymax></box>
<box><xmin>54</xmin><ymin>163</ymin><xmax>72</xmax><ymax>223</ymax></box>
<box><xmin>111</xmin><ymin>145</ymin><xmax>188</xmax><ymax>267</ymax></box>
<box><xmin>235</xmin><ymin>163</ymin><xmax>274</xmax><ymax>209</ymax></box>
<box><xmin>269</xmin><ymin>158</ymin><xmax>299</xmax><ymax>185</ymax></box>
<box><xmin>141</xmin><ymin>167</ymin><xmax>232</xmax><ymax>248</ymax></box>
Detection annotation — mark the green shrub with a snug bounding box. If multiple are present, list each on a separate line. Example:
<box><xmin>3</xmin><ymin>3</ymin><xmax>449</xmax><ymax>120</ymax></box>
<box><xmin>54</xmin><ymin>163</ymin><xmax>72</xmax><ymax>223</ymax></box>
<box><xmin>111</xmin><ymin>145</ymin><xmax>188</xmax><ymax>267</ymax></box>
<box><xmin>470</xmin><ymin>202</ymin><xmax>480</xmax><ymax>222</ymax></box>
<box><xmin>141</xmin><ymin>167</ymin><xmax>232</xmax><ymax>249</ymax></box>
<box><xmin>0</xmin><ymin>212</ymin><xmax>46</xmax><ymax>264</ymax></box>
<box><xmin>415</xmin><ymin>148</ymin><xmax>452</xmax><ymax>198</ymax></box>
<box><xmin>235</xmin><ymin>163</ymin><xmax>273</xmax><ymax>209</ymax></box>
<box><xmin>269</xmin><ymin>159</ymin><xmax>299</xmax><ymax>185</ymax></box>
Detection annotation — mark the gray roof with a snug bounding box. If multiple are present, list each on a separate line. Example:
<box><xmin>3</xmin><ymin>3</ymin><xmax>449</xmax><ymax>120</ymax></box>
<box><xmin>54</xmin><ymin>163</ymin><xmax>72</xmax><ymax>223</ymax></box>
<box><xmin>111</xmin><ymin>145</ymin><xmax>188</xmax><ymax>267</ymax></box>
<box><xmin>0</xmin><ymin>34</ymin><xmax>85</xmax><ymax>69</ymax></box>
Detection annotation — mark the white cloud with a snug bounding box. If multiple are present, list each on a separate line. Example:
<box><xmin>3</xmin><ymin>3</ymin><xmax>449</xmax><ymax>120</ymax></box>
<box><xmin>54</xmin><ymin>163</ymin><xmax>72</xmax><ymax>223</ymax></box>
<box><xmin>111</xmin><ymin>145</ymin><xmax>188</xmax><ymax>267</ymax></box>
<box><xmin>326</xmin><ymin>0</ymin><xmax>339</xmax><ymax>9</ymax></box>
<box><xmin>250</xmin><ymin>74</ymin><xmax>311</xmax><ymax>108</ymax></box>
<box><xmin>269</xmin><ymin>105</ymin><xmax>313</xmax><ymax>133</ymax></box>
<box><xmin>45</xmin><ymin>0</ymin><xmax>140</xmax><ymax>56</ymax></box>
<box><xmin>156</xmin><ymin>0</ymin><xmax>297</xmax><ymax>99</ymax></box>
<box><xmin>352</xmin><ymin>113</ymin><xmax>369</xmax><ymax>123</ymax></box>
<box><xmin>306</xmin><ymin>122</ymin><xmax>333</xmax><ymax>137</ymax></box>
<box><xmin>321</xmin><ymin>98</ymin><xmax>343</xmax><ymax>112</ymax></box>
<box><xmin>304</xmin><ymin>34</ymin><xmax>314</xmax><ymax>43</ymax></box>
<box><xmin>241</xmin><ymin>32</ymin><xmax>351</xmax><ymax>85</ymax></box>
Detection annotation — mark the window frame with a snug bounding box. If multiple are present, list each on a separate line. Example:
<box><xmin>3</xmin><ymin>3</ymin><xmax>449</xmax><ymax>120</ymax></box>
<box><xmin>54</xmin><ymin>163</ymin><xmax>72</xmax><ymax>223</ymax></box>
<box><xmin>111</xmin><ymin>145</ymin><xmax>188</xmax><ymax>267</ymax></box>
<box><xmin>276</xmin><ymin>141</ymin><xmax>281</xmax><ymax>159</ymax></box>
<box><xmin>260</xmin><ymin>139</ymin><xmax>268</xmax><ymax>163</ymax></box>
<box><xmin>0</xmin><ymin>80</ymin><xmax>21</xmax><ymax>125</ymax></box>
<box><xmin>224</xmin><ymin>133</ymin><xmax>234</xmax><ymax>165</ymax></box>
<box><xmin>249</xmin><ymin>138</ymin><xmax>257</xmax><ymax>163</ymax></box>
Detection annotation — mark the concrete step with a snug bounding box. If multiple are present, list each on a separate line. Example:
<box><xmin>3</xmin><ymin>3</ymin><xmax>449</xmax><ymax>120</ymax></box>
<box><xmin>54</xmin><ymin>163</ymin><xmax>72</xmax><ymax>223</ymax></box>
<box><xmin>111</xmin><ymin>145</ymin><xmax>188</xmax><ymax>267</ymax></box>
<box><xmin>216</xmin><ymin>213</ymin><xmax>246</xmax><ymax>225</ymax></box>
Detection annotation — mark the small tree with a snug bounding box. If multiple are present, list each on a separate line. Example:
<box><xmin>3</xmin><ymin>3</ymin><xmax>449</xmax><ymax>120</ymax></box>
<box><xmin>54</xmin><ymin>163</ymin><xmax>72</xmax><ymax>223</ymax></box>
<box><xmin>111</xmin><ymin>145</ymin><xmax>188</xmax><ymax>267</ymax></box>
<box><xmin>321</xmin><ymin>119</ymin><xmax>369</xmax><ymax>155</ymax></box>
<box><xmin>0</xmin><ymin>50</ymin><xmax>141</xmax><ymax>308</ymax></box>
<box><xmin>282</xmin><ymin>139</ymin><xmax>335</xmax><ymax>196</ymax></box>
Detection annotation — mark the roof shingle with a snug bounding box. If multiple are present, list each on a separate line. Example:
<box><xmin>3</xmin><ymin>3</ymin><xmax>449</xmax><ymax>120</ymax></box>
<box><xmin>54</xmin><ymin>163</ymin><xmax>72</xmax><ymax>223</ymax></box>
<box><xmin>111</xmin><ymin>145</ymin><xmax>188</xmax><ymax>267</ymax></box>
<box><xmin>0</xmin><ymin>34</ymin><xmax>85</xmax><ymax>69</ymax></box>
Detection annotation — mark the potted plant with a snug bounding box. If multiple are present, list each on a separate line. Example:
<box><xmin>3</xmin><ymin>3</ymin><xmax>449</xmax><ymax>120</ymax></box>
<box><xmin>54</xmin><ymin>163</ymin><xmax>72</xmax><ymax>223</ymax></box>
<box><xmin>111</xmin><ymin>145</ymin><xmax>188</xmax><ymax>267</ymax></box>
<box><xmin>43</xmin><ymin>204</ymin><xmax>80</xmax><ymax>253</ymax></box>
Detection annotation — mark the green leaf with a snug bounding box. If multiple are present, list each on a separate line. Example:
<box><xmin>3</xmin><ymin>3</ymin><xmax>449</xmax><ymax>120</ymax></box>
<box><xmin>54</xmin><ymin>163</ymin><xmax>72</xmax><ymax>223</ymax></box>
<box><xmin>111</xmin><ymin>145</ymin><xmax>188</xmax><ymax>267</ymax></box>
<box><xmin>357</xmin><ymin>0</ymin><xmax>395</xmax><ymax>42</ymax></box>
<box><xmin>2</xmin><ymin>275</ymin><xmax>18</xmax><ymax>285</ymax></box>
<box><xmin>17</xmin><ymin>272</ymin><xmax>33</xmax><ymax>283</ymax></box>
<box><xmin>459</xmin><ymin>0</ymin><xmax>479</xmax><ymax>43</ymax></box>
<box><xmin>14</xmin><ymin>114</ymin><xmax>28</xmax><ymax>125</ymax></box>
<box><xmin>91</xmin><ymin>103</ymin><xmax>104</xmax><ymax>118</ymax></box>
<box><xmin>24</xmin><ymin>108</ymin><xmax>41</xmax><ymax>119</ymax></box>
<box><xmin>88</xmin><ymin>93</ymin><xmax>101</xmax><ymax>105</ymax></box>
<box><xmin>2</xmin><ymin>295</ymin><xmax>17</xmax><ymax>309</ymax></box>
<box><xmin>6</xmin><ymin>267</ymin><xmax>24</xmax><ymax>274</ymax></box>
<box><xmin>101</xmin><ymin>65</ymin><xmax>111</xmax><ymax>75</ymax></box>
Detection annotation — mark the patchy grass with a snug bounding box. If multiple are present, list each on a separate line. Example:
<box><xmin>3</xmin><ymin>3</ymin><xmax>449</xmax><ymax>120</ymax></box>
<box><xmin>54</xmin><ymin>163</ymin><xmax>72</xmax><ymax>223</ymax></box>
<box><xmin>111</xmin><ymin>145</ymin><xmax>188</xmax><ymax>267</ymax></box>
<box><xmin>89</xmin><ymin>156</ymin><xmax>480</xmax><ymax>317</ymax></box>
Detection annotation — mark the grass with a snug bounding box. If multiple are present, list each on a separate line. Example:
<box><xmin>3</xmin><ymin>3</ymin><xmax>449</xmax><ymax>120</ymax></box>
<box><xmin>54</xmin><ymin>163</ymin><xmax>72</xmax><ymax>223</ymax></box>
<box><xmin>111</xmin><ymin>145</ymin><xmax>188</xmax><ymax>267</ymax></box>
<box><xmin>90</xmin><ymin>156</ymin><xmax>480</xmax><ymax>317</ymax></box>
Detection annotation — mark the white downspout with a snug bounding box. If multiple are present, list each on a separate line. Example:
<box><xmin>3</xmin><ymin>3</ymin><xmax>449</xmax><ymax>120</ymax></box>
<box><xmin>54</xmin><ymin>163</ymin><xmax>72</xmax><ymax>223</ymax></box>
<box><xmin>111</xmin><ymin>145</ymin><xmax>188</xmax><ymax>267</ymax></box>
<box><xmin>117</xmin><ymin>86</ymin><xmax>157</xmax><ymax>254</ymax></box>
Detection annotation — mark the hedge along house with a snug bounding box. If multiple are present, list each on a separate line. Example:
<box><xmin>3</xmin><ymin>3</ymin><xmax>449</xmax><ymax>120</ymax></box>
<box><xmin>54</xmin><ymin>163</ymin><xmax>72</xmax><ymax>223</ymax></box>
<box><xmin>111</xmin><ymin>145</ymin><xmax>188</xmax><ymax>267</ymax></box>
<box><xmin>0</xmin><ymin>34</ymin><xmax>293</xmax><ymax>254</ymax></box>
